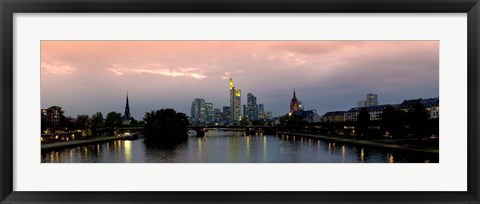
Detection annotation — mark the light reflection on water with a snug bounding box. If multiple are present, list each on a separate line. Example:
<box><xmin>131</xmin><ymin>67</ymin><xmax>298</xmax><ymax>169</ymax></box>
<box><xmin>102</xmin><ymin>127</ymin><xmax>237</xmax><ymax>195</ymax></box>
<box><xmin>41</xmin><ymin>130</ymin><xmax>437</xmax><ymax>163</ymax></box>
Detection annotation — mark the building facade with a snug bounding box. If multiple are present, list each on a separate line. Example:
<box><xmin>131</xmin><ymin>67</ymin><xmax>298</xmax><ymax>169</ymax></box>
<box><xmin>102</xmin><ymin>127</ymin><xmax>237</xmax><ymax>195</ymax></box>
<box><xmin>321</xmin><ymin>111</ymin><xmax>346</xmax><ymax>123</ymax></box>
<box><xmin>246</xmin><ymin>92</ymin><xmax>259</xmax><ymax>121</ymax></box>
<box><xmin>213</xmin><ymin>108</ymin><xmax>222</xmax><ymax>123</ymax></box>
<box><xmin>205</xmin><ymin>103</ymin><xmax>213</xmax><ymax>123</ymax></box>
<box><xmin>344</xmin><ymin>105</ymin><xmax>394</xmax><ymax>122</ymax></box>
<box><xmin>222</xmin><ymin>106</ymin><xmax>231</xmax><ymax>122</ymax></box>
<box><xmin>399</xmin><ymin>99</ymin><xmax>422</xmax><ymax>112</ymax></box>
<box><xmin>399</xmin><ymin>97</ymin><xmax>439</xmax><ymax>119</ymax></box>
<box><xmin>191</xmin><ymin>98</ymin><xmax>206</xmax><ymax>125</ymax></box>
<box><xmin>258</xmin><ymin>104</ymin><xmax>265</xmax><ymax>120</ymax></box>
<box><xmin>366</xmin><ymin>93</ymin><xmax>378</xmax><ymax>107</ymax></box>
<box><xmin>305</xmin><ymin>113</ymin><xmax>321</xmax><ymax>123</ymax></box>
<box><xmin>41</xmin><ymin>107</ymin><xmax>61</xmax><ymax>128</ymax></box>
<box><xmin>421</xmin><ymin>97</ymin><xmax>439</xmax><ymax>119</ymax></box>
<box><xmin>358</xmin><ymin>100</ymin><xmax>367</xmax><ymax>108</ymax></box>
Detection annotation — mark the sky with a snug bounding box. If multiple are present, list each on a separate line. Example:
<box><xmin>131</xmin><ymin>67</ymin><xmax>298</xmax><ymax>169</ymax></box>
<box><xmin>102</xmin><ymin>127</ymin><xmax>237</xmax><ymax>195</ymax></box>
<box><xmin>41</xmin><ymin>41</ymin><xmax>439</xmax><ymax>120</ymax></box>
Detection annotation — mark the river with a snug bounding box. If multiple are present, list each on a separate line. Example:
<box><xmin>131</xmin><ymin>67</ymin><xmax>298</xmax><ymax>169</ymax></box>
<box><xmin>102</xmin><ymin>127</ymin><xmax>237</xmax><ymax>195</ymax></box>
<box><xmin>41</xmin><ymin>130</ymin><xmax>437</xmax><ymax>163</ymax></box>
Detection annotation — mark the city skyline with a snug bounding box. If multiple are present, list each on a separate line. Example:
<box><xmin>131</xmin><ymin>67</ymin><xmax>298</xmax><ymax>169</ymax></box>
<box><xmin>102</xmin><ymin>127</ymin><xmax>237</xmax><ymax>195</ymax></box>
<box><xmin>41</xmin><ymin>41</ymin><xmax>439</xmax><ymax>119</ymax></box>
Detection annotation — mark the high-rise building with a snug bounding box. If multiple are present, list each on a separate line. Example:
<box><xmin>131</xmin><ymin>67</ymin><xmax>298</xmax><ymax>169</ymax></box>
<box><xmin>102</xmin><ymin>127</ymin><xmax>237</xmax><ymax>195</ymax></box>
<box><xmin>213</xmin><ymin>108</ymin><xmax>222</xmax><ymax>123</ymax></box>
<box><xmin>243</xmin><ymin>104</ymin><xmax>248</xmax><ymax>118</ymax></box>
<box><xmin>246</xmin><ymin>92</ymin><xmax>258</xmax><ymax>121</ymax></box>
<box><xmin>222</xmin><ymin>106</ymin><xmax>231</xmax><ymax>122</ymax></box>
<box><xmin>258</xmin><ymin>104</ymin><xmax>265</xmax><ymax>120</ymax></box>
<box><xmin>229</xmin><ymin>78</ymin><xmax>241</xmax><ymax>122</ymax></box>
<box><xmin>358</xmin><ymin>100</ymin><xmax>367</xmax><ymax>107</ymax></box>
<box><xmin>123</xmin><ymin>93</ymin><xmax>131</xmax><ymax>125</ymax></box>
<box><xmin>191</xmin><ymin>98</ymin><xmax>206</xmax><ymax>125</ymax></box>
<box><xmin>266</xmin><ymin>111</ymin><xmax>272</xmax><ymax>119</ymax></box>
<box><xmin>367</xmin><ymin>93</ymin><xmax>378</xmax><ymax>107</ymax></box>
<box><xmin>205</xmin><ymin>103</ymin><xmax>213</xmax><ymax>123</ymax></box>
<box><xmin>290</xmin><ymin>89</ymin><xmax>300</xmax><ymax>113</ymax></box>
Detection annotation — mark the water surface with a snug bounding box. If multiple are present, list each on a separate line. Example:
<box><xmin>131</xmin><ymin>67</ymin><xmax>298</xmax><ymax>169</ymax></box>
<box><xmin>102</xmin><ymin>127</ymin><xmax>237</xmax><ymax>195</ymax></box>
<box><xmin>41</xmin><ymin>130</ymin><xmax>436</xmax><ymax>163</ymax></box>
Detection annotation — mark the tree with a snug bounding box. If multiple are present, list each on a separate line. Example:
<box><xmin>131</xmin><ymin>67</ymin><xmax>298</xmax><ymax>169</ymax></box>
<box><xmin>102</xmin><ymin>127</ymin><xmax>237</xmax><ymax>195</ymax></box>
<box><xmin>428</xmin><ymin>118</ymin><xmax>439</xmax><ymax>137</ymax></box>
<box><xmin>143</xmin><ymin>109</ymin><xmax>189</xmax><ymax>144</ymax></box>
<box><xmin>355</xmin><ymin>108</ymin><xmax>369</xmax><ymax>137</ymax></box>
<box><xmin>90</xmin><ymin>112</ymin><xmax>104</xmax><ymax>137</ymax></box>
<box><xmin>240</xmin><ymin>117</ymin><xmax>250</xmax><ymax>126</ymax></box>
<box><xmin>407</xmin><ymin>103</ymin><xmax>430</xmax><ymax>140</ymax></box>
<box><xmin>381</xmin><ymin>106</ymin><xmax>407</xmax><ymax>138</ymax></box>
<box><xmin>130</xmin><ymin>117</ymin><xmax>140</xmax><ymax>126</ymax></box>
<box><xmin>278</xmin><ymin>114</ymin><xmax>305</xmax><ymax>132</ymax></box>
<box><xmin>105</xmin><ymin>112</ymin><xmax>123</xmax><ymax>135</ymax></box>
<box><xmin>76</xmin><ymin>115</ymin><xmax>92</xmax><ymax>137</ymax></box>
<box><xmin>41</xmin><ymin>114</ymin><xmax>48</xmax><ymax>133</ymax></box>
<box><xmin>252</xmin><ymin>120</ymin><xmax>266</xmax><ymax>126</ymax></box>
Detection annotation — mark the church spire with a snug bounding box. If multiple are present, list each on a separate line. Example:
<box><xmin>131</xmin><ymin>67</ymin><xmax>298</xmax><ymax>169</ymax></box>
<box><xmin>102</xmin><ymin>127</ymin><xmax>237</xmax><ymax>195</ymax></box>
<box><xmin>124</xmin><ymin>92</ymin><xmax>130</xmax><ymax>119</ymax></box>
<box><xmin>290</xmin><ymin>89</ymin><xmax>299</xmax><ymax>113</ymax></box>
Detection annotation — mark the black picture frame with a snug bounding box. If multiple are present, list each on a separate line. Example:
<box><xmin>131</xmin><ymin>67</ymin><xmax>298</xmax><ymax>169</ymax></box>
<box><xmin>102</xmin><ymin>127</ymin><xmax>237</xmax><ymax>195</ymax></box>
<box><xmin>1</xmin><ymin>0</ymin><xmax>479</xmax><ymax>203</ymax></box>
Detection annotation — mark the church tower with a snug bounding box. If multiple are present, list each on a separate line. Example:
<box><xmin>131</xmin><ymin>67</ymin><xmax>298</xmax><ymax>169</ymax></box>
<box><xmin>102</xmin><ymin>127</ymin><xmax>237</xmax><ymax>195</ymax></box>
<box><xmin>290</xmin><ymin>89</ymin><xmax>299</xmax><ymax>113</ymax></box>
<box><xmin>123</xmin><ymin>93</ymin><xmax>131</xmax><ymax>124</ymax></box>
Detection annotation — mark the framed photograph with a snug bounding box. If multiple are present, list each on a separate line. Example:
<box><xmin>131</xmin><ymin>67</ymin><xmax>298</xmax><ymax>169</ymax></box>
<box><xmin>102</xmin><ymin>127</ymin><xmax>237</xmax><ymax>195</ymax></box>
<box><xmin>1</xmin><ymin>0</ymin><xmax>479</xmax><ymax>203</ymax></box>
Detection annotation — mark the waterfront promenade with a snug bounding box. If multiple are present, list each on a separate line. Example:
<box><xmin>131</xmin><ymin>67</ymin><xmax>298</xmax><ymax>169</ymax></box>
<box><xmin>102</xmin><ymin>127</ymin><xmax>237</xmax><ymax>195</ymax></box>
<box><xmin>41</xmin><ymin>136</ymin><xmax>118</xmax><ymax>152</ymax></box>
<box><xmin>277</xmin><ymin>132</ymin><xmax>439</xmax><ymax>154</ymax></box>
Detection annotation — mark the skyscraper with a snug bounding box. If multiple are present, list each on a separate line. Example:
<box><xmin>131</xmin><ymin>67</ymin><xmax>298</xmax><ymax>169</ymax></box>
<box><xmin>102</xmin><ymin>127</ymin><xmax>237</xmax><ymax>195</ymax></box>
<box><xmin>247</xmin><ymin>92</ymin><xmax>258</xmax><ymax>121</ymax></box>
<box><xmin>205</xmin><ymin>103</ymin><xmax>213</xmax><ymax>123</ymax></box>
<box><xmin>213</xmin><ymin>108</ymin><xmax>222</xmax><ymax>123</ymax></box>
<box><xmin>222</xmin><ymin>106</ymin><xmax>231</xmax><ymax>122</ymax></box>
<box><xmin>258</xmin><ymin>104</ymin><xmax>265</xmax><ymax>120</ymax></box>
<box><xmin>191</xmin><ymin>98</ymin><xmax>206</xmax><ymax>125</ymax></box>
<box><xmin>358</xmin><ymin>100</ymin><xmax>367</xmax><ymax>107</ymax></box>
<box><xmin>290</xmin><ymin>89</ymin><xmax>300</xmax><ymax>113</ymax></box>
<box><xmin>243</xmin><ymin>104</ymin><xmax>248</xmax><ymax>118</ymax></box>
<box><xmin>367</xmin><ymin>93</ymin><xmax>378</xmax><ymax>107</ymax></box>
<box><xmin>229</xmin><ymin>77</ymin><xmax>241</xmax><ymax>122</ymax></box>
<box><xmin>123</xmin><ymin>93</ymin><xmax>131</xmax><ymax>125</ymax></box>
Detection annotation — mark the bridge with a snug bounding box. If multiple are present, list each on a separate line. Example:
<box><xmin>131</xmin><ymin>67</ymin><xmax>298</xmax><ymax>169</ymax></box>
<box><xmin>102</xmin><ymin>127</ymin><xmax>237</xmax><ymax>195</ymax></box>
<box><xmin>112</xmin><ymin>125</ymin><xmax>277</xmax><ymax>137</ymax></box>
<box><xmin>114</xmin><ymin>127</ymin><xmax>143</xmax><ymax>135</ymax></box>
<box><xmin>116</xmin><ymin>127</ymin><xmax>143</xmax><ymax>131</ymax></box>
<box><xmin>189</xmin><ymin>125</ymin><xmax>276</xmax><ymax>137</ymax></box>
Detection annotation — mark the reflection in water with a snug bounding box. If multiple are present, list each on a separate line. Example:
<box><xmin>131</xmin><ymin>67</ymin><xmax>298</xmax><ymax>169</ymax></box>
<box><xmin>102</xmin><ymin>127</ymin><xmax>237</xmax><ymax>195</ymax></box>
<box><xmin>41</xmin><ymin>131</ymin><xmax>438</xmax><ymax>163</ymax></box>
<box><xmin>263</xmin><ymin>136</ymin><xmax>267</xmax><ymax>161</ymax></box>
<box><xmin>246</xmin><ymin>135</ymin><xmax>251</xmax><ymax>161</ymax></box>
<box><xmin>360</xmin><ymin>148</ymin><xmax>365</xmax><ymax>162</ymax></box>
<box><xmin>387</xmin><ymin>153</ymin><xmax>394</xmax><ymax>163</ymax></box>
<box><xmin>197</xmin><ymin>138</ymin><xmax>203</xmax><ymax>162</ymax></box>
<box><xmin>124</xmin><ymin>141</ymin><xmax>132</xmax><ymax>162</ymax></box>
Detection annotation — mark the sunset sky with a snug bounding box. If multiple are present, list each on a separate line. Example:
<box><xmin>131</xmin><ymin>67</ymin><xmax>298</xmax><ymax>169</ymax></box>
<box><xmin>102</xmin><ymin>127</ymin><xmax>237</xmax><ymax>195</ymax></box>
<box><xmin>41</xmin><ymin>41</ymin><xmax>439</xmax><ymax>120</ymax></box>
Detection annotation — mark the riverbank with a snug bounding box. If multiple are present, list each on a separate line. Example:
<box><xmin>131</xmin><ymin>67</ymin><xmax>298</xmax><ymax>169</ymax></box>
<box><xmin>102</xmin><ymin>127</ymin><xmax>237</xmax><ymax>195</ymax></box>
<box><xmin>41</xmin><ymin>136</ymin><xmax>119</xmax><ymax>152</ymax></box>
<box><xmin>276</xmin><ymin>132</ymin><xmax>439</xmax><ymax>155</ymax></box>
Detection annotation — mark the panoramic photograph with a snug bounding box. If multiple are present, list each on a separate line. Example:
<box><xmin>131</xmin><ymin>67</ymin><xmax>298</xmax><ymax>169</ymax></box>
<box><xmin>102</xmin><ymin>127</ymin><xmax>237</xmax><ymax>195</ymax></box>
<box><xmin>40</xmin><ymin>41</ymin><xmax>439</xmax><ymax>163</ymax></box>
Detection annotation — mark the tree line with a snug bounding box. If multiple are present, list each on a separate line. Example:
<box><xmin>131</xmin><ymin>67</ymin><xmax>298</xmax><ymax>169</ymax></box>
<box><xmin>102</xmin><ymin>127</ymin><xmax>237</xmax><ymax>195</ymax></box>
<box><xmin>42</xmin><ymin>106</ymin><xmax>190</xmax><ymax>145</ymax></box>
<box><xmin>41</xmin><ymin>106</ymin><xmax>142</xmax><ymax>138</ymax></box>
<box><xmin>278</xmin><ymin>103</ymin><xmax>439</xmax><ymax>140</ymax></box>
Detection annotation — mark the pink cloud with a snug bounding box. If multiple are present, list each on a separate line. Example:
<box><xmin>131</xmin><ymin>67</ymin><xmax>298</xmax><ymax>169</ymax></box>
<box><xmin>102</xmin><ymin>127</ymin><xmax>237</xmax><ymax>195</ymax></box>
<box><xmin>41</xmin><ymin>62</ymin><xmax>77</xmax><ymax>75</ymax></box>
